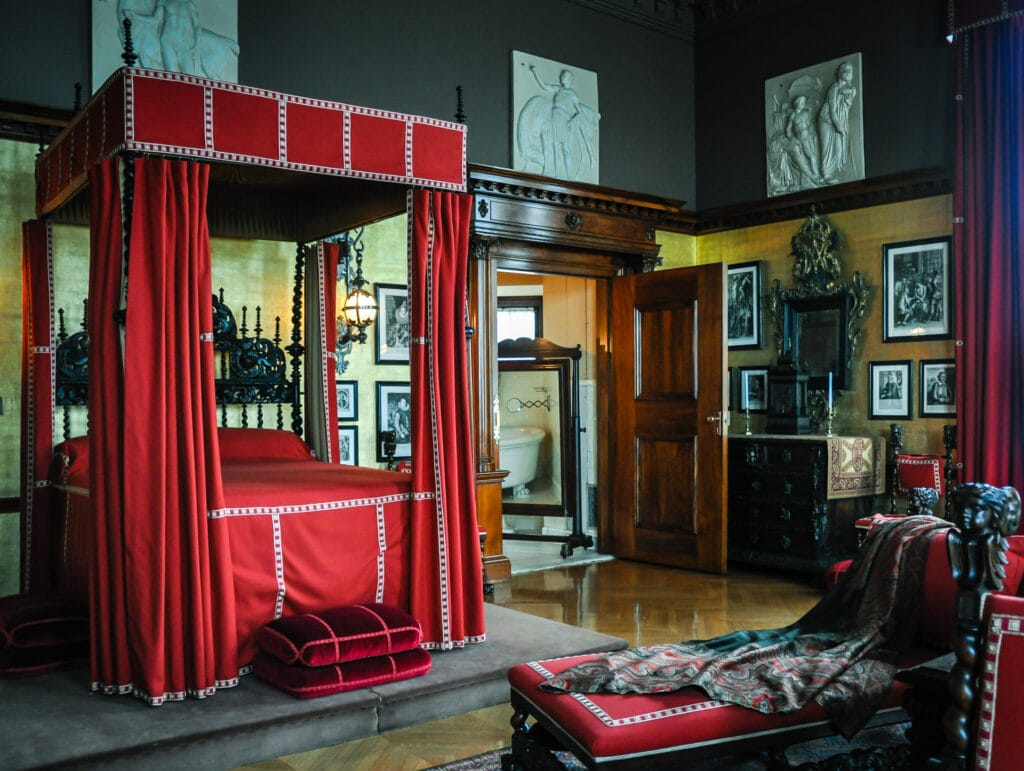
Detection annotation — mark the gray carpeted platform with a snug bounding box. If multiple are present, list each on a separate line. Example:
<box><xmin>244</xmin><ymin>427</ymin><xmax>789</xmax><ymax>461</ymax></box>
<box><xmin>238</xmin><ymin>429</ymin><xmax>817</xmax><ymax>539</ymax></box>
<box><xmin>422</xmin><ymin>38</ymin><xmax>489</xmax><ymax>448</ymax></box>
<box><xmin>0</xmin><ymin>604</ymin><xmax>627</xmax><ymax>770</ymax></box>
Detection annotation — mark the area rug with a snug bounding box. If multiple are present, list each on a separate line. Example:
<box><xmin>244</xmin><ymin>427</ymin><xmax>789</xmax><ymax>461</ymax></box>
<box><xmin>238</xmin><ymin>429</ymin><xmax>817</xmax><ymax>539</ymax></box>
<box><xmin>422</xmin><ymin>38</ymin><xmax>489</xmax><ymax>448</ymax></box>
<box><xmin>429</xmin><ymin>722</ymin><xmax>909</xmax><ymax>770</ymax></box>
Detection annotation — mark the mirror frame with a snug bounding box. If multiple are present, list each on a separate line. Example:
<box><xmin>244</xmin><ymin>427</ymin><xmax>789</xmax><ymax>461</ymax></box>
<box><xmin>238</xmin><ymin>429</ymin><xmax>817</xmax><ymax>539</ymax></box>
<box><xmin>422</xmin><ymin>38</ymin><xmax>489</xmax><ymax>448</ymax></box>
<box><xmin>766</xmin><ymin>210</ymin><xmax>871</xmax><ymax>393</ymax></box>
<box><xmin>497</xmin><ymin>337</ymin><xmax>583</xmax><ymax>533</ymax></box>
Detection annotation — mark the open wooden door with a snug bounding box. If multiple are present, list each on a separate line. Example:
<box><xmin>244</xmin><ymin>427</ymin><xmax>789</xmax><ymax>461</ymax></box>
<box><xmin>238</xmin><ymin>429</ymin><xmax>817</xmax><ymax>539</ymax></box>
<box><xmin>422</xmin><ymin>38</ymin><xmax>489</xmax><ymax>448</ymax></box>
<box><xmin>608</xmin><ymin>263</ymin><xmax>728</xmax><ymax>573</ymax></box>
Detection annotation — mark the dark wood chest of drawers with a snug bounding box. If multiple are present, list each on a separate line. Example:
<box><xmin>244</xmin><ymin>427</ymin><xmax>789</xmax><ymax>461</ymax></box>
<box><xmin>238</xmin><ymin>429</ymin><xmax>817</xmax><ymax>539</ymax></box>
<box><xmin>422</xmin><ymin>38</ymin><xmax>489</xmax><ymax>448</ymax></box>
<box><xmin>728</xmin><ymin>435</ymin><xmax>878</xmax><ymax>572</ymax></box>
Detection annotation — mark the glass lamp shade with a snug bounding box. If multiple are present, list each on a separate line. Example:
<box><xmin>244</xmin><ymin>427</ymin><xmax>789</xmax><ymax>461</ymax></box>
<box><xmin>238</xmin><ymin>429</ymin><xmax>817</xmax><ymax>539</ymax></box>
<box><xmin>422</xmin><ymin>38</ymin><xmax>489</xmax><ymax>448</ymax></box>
<box><xmin>340</xmin><ymin>288</ymin><xmax>378</xmax><ymax>329</ymax></box>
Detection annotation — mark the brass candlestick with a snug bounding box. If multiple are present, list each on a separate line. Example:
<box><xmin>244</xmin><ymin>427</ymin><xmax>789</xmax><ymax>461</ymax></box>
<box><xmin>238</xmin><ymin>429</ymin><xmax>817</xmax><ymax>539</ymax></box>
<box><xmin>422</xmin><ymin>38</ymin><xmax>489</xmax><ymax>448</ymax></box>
<box><xmin>744</xmin><ymin>407</ymin><xmax>752</xmax><ymax>435</ymax></box>
<box><xmin>825</xmin><ymin>407</ymin><xmax>836</xmax><ymax>437</ymax></box>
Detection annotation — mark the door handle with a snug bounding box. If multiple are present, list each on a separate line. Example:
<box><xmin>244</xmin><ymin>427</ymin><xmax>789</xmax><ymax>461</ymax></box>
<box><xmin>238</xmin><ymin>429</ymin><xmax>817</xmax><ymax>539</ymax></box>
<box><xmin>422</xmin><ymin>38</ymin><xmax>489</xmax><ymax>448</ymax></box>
<box><xmin>705</xmin><ymin>411</ymin><xmax>727</xmax><ymax>436</ymax></box>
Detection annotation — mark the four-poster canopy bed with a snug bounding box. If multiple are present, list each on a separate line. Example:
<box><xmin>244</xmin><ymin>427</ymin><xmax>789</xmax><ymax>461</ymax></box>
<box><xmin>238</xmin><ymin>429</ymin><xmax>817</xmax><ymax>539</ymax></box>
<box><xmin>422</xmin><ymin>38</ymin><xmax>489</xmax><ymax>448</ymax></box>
<box><xmin>21</xmin><ymin>65</ymin><xmax>485</xmax><ymax>704</ymax></box>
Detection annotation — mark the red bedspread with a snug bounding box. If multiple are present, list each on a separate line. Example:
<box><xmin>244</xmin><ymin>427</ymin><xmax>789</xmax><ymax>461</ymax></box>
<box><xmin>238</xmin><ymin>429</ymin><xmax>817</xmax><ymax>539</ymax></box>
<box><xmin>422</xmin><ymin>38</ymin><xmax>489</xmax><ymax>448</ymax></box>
<box><xmin>217</xmin><ymin>459</ymin><xmax>411</xmax><ymax>665</ymax></box>
<box><xmin>53</xmin><ymin>433</ymin><xmax>413</xmax><ymax>670</ymax></box>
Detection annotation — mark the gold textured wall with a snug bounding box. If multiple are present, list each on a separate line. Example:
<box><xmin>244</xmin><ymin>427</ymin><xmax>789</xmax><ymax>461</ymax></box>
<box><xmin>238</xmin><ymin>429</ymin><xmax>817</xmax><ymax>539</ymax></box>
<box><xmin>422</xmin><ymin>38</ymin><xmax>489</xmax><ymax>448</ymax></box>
<box><xmin>658</xmin><ymin>194</ymin><xmax>955</xmax><ymax>459</ymax></box>
<box><xmin>0</xmin><ymin>140</ymin><xmax>38</xmax><ymax>593</ymax></box>
<box><xmin>335</xmin><ymin>215</ymin><xmax>410</xmax><ymax>467</ymax></box>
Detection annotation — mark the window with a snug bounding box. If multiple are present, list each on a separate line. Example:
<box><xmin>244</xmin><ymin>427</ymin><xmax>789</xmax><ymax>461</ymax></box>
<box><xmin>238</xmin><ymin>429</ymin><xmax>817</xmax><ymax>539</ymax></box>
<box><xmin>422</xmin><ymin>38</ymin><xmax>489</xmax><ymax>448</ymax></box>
<box><xmin>497</xmin><ymin>296</ymin><xmax>543</xmax><ymax>341</ymax></box>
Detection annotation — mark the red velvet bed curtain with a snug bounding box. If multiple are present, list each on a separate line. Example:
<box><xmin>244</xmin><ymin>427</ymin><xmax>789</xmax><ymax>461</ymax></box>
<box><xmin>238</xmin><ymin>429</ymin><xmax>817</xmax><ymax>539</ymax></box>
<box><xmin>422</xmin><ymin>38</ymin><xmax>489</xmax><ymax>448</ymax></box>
<box><xmin>20</xmin><ymin>219</ymin><xmax>54</xmax><ymax>594</ymax></box>
<box><xmin>408</xmin><ymin>189</ymin><xmax>486</xmax><ymax>648</ymax></box>
<box><xmin>90</xmin><ymin>157</ymin><xmax>238</xmax><ymax>703</ymax></box>
<box><xmin>303</xmin><ymin>241</ymin><xmax>341</xmax><ymax>462</ymax></box>
<box><xmin>953</xmin><ymin>16</ymin><xmax>1024</xmax><ymax>509</ymax></box>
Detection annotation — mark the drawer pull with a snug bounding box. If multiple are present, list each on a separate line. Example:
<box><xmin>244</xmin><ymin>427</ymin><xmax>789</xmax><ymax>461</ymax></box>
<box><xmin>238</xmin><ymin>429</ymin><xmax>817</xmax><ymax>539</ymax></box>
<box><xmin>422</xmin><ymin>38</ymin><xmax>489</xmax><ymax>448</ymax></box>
<box><xmin>779</xmin><ymin>507</ymin><xmax>791</xmax><ymax>521</ymax></box>
<box><xmin>750</xmin><ymin>480</ymin><xmax>762</xmax><ymax>493</ymax></box>
<box><xmin>783</xmin><ymin>480</ymin><xmax>793</xmax><ymax>495</ymax></box>
<box><xmin>750</xmin><ymin>532</ymin><xmax>761</xmax><ymax>544</ymax></box>
<box><xmin>782</xmin><ymin>450</ymin><xmax>793</xmax><ymax>464</ymax></box>
<box><xmin>780</xmin><ymin>535</ymin><xmax>792</xmax><ymax>550</ymax></box>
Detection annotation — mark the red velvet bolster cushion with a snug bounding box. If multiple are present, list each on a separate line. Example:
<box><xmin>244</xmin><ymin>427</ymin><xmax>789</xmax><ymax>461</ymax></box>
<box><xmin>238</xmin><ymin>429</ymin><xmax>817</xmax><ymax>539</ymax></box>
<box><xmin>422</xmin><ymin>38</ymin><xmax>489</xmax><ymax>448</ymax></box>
<box><xmin>0</xmin><ymin>595</ymin><xmax>89</xmax><ymax>680</ymax></box>
<box><xmin>252</xmin><ymin>647</ymin><xmax>431</xmax><ymax>698</ymax></box>
<box><xmin>0</xmin><ymin>594</ymin><xmax>89</xmax><ymax>649</ymax></box>
<box><xmin>218</xmin><ymin>427</ymin><xmax>316</xmax><ymax>462</ymax></box>
<box><xmin>0</xmin><ymin>642</ymin><xmax>89</xmax><ymax>679</ymax></box>
<box><xmin>257</xmin><ymin>603</ymin><xmax>423</xmax><ymax>667</ymax></box>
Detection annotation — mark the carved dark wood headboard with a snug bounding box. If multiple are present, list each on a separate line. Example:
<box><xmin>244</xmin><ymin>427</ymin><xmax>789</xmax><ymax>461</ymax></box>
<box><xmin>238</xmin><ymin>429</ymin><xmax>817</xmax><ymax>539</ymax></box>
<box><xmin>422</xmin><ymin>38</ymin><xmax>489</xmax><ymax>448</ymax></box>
<box><xmin>54</xmin><ymin>288</ymin><xmax>300</xmax><ymax>439</ymax></box>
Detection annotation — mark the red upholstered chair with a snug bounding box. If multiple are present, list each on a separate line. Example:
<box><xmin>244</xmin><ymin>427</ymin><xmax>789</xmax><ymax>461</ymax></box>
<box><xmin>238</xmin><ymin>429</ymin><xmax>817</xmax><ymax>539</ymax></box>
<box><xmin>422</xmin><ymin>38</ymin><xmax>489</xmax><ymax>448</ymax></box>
<box><xmin>972</xmin><ymin>592</ymin><xmax>1024</xmax><ymax>770</ymax></box>
<box><xmin>887</xmin><ymin>422</ymin><xmax>958</xmax><ymax>517</ymax></box>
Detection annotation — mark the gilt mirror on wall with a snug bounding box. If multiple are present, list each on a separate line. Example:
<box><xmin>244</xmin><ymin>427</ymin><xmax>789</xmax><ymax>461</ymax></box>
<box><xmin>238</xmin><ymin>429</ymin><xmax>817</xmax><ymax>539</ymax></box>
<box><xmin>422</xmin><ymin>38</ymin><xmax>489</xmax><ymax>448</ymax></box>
<box><xmin>767</xmin><ymin>209</ymin><xmax>870</xmax><ymax>392</ymax></box>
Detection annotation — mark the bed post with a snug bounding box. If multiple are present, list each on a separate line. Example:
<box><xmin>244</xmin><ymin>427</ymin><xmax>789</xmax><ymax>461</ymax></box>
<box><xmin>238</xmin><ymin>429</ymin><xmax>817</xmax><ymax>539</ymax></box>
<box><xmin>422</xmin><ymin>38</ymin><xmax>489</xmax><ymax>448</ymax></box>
<box><xmin>943</xmin><ymin>425</ymin><xmax>958</xmax><ymax>511</ymax></box>
<box><xmin>288</xmin><ymin>242</ymin><xmax>305</xmax><ymax>437</ymax></box>
<box><xmin>887</xmin><ymin>423</ymin><xmax>905</xmax><ymax>515</ymax></box>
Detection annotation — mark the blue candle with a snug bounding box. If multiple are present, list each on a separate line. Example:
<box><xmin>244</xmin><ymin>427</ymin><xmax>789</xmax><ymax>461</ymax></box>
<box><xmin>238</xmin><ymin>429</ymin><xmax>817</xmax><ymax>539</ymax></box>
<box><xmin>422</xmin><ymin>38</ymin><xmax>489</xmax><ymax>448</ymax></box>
<box><xmin>827</xmin><ymin>372</ymin><xmax>833</xmax><ymax>409</ymax></box>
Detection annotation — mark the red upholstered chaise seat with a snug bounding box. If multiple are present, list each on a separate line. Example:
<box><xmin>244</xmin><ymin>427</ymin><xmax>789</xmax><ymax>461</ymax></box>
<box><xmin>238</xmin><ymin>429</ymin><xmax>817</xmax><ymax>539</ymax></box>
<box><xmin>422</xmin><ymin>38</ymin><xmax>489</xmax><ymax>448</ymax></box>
<box><xmin>506</xmin><ymin>526</ymin><xmax>1024</xmax><ymax>768</ymax></box>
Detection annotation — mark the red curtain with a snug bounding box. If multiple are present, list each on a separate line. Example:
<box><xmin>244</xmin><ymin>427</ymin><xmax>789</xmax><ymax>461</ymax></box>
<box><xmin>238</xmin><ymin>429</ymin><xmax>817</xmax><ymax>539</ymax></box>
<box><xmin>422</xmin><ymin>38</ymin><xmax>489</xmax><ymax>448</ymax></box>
<box><xmin>953</xmin><ymin>17</ymin><xmax>1024</xmax><ymax>509</ymax></box>
<box><xmin>303</xmin><ymin>241</ymin><xmax>341</xmax><ymax>462</ymax></box>
<box><xmin>408</xmin><ymin>189</ymin><xmax>486</xmax><ymax>648</ymax></box>
<box><xmin>88</xmin><ymin>158</ymin><xmax>131</xmax><ymax>693</ymax></box>
<box><xmin>20</xmin><ymin>220</ymin><xmax>54</xmax><ymax>594</ymax></box>
<box><xmin>91</xmin><ymin>157</ymin><xmax>238</xmax><ymax>703</ymax></box>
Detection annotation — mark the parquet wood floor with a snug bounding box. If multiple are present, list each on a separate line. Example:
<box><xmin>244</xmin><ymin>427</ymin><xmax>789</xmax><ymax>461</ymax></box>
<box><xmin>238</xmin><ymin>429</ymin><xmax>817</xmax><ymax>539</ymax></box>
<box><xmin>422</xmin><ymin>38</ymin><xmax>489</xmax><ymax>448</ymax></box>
<box><xmin>236</xmin><ymin>559</ymin><xmax>823</xmax><ymax>770</ymax></box>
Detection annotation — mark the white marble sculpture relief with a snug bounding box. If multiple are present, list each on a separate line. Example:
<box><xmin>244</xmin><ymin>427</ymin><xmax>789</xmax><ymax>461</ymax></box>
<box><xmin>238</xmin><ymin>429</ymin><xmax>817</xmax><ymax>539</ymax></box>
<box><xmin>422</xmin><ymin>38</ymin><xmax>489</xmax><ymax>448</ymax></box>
<box><xmin>512</xmin><ymin>51</ymin><xmax>600</xmax><ymax>184</ymax></box>
<box><xmin>765</xmin><ymin>53</ymin><xmax>864</xmax><ymax>197</ymax></box>
<box><xmin>93</xmin><ymin>0</ymin><xmax>239</xmax><ymax>88</ymax></box>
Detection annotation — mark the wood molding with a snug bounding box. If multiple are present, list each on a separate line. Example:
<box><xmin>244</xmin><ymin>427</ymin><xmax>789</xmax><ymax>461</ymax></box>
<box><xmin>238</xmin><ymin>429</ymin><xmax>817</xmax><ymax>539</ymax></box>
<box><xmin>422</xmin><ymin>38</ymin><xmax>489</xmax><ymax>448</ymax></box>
<box><xmin>662</xmin><ymin>167</ymin><xmax>952</xmax><ymax>235</ymax></box>
<box><xmin>0</xmin><ymin>100</ymin><xmax>72</xmax><ymax>145</ymax></box>
<box><xmin>469</xmin><ymin>164</ymin><xmax>683</xmax><ymax>266</ymax></box>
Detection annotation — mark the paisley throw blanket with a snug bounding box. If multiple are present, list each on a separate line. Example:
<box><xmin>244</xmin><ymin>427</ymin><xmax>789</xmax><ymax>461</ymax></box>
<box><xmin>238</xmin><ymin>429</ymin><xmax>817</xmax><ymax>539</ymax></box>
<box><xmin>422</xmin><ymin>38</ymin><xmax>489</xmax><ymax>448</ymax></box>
<box><xmin>542</xmin><ymin>516</ymin><xmax>951</xmax><ymax>737</ymax></box>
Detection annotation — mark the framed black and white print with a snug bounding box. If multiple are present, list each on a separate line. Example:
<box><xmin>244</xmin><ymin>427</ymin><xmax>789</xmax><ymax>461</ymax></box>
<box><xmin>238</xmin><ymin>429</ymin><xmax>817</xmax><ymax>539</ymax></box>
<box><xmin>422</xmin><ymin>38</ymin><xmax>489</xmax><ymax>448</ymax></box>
<box><xmin>337</xmin><ymin>425</ymin><xmax>358</xmax><ymax>466</ymax></box>
<box><xmin>728</xmin><ymin>261</ymin><xmax>763</xmax><ymax>349</ymax></box>
<box><xmin>336</xmin><ymin>380</ymin><xmax>358</xmax><ymax>420</ymax></box>
<box><xmin>920</xmin><ymin>359</ymin><xmax>956</xmax><ymax>417</ymax></box>
<box><xmin>375</xmin><ymin>284</ymin><xmax>411</xmax><ymax>364</ymax></box>
<box><xmin>376</xmin><ymin>381</ymin><xmax>412</xmax><ymax>460</ymax></box>
<box><xmin>883</xmin><ymin>236</ymin><xmax>953</xmax><ymax>342</ymax></box>
<box><xmin>868</xmin><ymin>360</ymin><xmax>912</xmax><ymax>419</ymax></box>
<box><xmin>739</xmin><ymin>367</ymin><xmax>769</xmax><ymax>413</ymax></box>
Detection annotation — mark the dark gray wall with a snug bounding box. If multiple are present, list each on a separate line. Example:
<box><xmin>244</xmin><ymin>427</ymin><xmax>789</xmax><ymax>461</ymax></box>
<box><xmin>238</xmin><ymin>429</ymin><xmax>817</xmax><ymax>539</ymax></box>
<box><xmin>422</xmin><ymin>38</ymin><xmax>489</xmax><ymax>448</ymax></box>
<box><xmin>0</xmin><ymin>0</ymin><xmax>695</xmax><ymax>203</ymax></box>
<box><xmin>1</xmin><ymin>1</ymin><xmax>954</xmax><ymax>211</ymax></box>
<box><xmin>694</xmin><ymin>0</ymin><xmax>954</xmax><ymax>210</ymax></box>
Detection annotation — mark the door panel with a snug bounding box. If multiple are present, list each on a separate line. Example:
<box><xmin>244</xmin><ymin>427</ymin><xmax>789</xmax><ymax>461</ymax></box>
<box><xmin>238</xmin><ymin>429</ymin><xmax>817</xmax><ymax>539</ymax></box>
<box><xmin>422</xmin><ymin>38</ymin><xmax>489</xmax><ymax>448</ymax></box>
<box><xmin>610</xmin><ymin>263</ymin><xmax>727</xmax><ymax>573</ymax></box>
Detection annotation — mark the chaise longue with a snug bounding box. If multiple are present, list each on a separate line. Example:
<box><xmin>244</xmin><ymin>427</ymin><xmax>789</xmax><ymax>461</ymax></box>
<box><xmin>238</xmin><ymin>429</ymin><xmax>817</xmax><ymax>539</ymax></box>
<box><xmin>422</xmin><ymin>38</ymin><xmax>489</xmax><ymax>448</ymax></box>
<box><xmin>502</xmin><ymin>482</ymin><xmax>1024</xmax><ymax>769</ymax></box>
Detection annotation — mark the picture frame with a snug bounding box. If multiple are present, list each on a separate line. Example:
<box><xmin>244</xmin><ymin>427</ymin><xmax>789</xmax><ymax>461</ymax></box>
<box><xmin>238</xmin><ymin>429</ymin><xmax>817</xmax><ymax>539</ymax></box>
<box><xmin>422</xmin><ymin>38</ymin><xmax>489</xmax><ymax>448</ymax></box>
<box><xmin>337</xmin><ymin>425</ymin><xmax>358</xmax><ymax>466</ymax></box>
<box><xmin>728</xmin><ymin>261</ymin><xmax>763</xmax><ymax>350</ymax></box>
<box><xmin>868</xmin><ymin>360</ymin><xmax>912</xmax><ymax>419</ymax></box>
<box><xmin>335</xmin><ymin>380</ymin><xmax>358</xmax><ymax>421</ymax></box>
<box><xmin>376</xmin><ymin>381</ymin><xmax>412</xmax><ymax>460</ymax></box>
<box><xmin>920</xmin><ymin>359</ymin><xmax>956</xmax><ymax>417</ymax></box>
<box><xmin>375</xmin><ymin>284</ymin><xmax>411</xmax><ymax>364</ymax></box>
<box><xmin>726</xmin><ymin>367</ymin><xmax>734</xmax><ymax>411</ymax></box>
<box><xmin>738</xmin><ymin>367</ymin><xmax>769</xmax><ymax>413</ymax></box>
<box><xmin>882</xmin><ymin>236</ymin><xmax>953</xmax><ymax>342</ymax></box>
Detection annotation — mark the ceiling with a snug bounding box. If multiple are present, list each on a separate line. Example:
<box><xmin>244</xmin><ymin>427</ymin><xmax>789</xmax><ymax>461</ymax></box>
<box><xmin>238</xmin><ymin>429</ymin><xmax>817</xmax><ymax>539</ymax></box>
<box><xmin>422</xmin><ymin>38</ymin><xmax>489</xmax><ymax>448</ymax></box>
<box><xmin>564</xmin><ymin>0</ymin><xmax>798</xmax><ymax>41</ymax></box>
